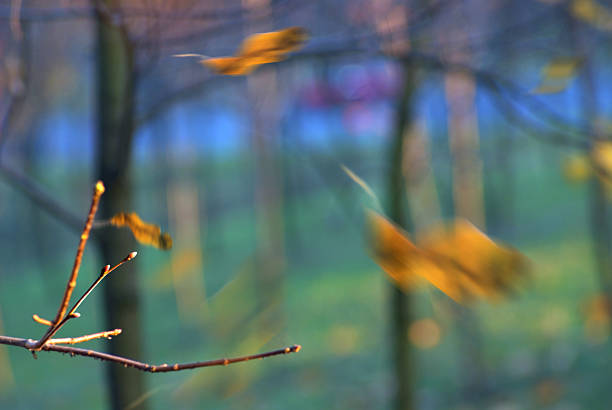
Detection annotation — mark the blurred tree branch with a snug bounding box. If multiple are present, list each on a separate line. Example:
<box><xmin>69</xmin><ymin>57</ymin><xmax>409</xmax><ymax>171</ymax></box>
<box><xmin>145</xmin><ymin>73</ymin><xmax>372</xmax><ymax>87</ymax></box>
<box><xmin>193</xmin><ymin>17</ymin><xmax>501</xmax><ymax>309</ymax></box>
<box><xmin>0</xmin><ymin>162</ymin><xmax>107</xmax><ymax>231</ymax></box>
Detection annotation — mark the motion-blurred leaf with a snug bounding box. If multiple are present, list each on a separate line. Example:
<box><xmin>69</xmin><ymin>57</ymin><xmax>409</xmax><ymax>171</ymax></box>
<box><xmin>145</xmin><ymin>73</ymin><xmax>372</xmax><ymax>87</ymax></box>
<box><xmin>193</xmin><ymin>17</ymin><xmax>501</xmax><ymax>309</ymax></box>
<box><xmin>341</xmin><ymin>164</ymin><xmax>382</xmax><ymax>210</ymax></box>
<box><xmin>572</xmin><ymin>0</ymin><xmax>612</xmax><ymax>31</ymax></box>
<box><xmin>110</xmin><ymin>212</ymin><xmax>173</xmax><ymax>250</ymax></box>
<box><xmin>368</xmin><ymin>210</ymin><xmax>528</xmax><ymax>303</ymax></box>
<box><xmin>178</xmin><ymin>27</ymin><xmax>307</xmax><ymax>76</ymax></box>
<box><xmin>562</xmin><ymin>142</ymin><xmax>612</xmax><ymax>188</ymax></box>
<box><xmin>531</xmin><ymin>57</ymin><xmax>583</xmax><ymax>94</ymax></box>
<box><xmin>562</xmin><ymin>154</ymin><xmax>592</xmax><ymax>182</ymax></box>
<box><xmin>592</xmin><ymin>141</ymin><xmax>612</xmax><ymax>178</ymax></box>
<box><xmin>583</xmin><ymin>293</ymin><xmax>610</xmax><ymax>344</ymax></box>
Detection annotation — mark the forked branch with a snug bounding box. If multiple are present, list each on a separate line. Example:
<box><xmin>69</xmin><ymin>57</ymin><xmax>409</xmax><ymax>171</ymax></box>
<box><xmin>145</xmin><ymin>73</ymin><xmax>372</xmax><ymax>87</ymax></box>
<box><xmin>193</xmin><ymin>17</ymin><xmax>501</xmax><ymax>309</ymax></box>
<box><xmin>0</xmin><ymin>180</ymin><xmax>300</xmax><ymax>372</ymax></box>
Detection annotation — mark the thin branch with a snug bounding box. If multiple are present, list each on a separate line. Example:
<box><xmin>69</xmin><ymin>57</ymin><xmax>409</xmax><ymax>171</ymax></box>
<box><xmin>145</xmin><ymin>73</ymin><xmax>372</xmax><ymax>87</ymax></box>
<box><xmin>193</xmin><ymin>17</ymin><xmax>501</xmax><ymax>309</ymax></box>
<box><xmin>0</xmin><ymin>164</ymin><xmax>113</xmax><ymax>233</ymax></box>
<box><xmin>31</xmin><ymin>314</ymin><xmax>52</xmax><ymax>326</ymax></box>
<box><xmin>51</xmin><ymin>181</ymin><xmax>105</xmax><ymax>324</ymax></box>
<box><xmin>46</xmin><ymin>329</ymin><xmax>122</xmax><ymax>345</ymax></box>
<box><xmin>0</xmin><ymin>335</ymin><xmax>300</xmax><ymax>372</ymax></box>
<box><xmin>0</xmin><ymin>173</ymin><xmax>301</xmax><ymax>372</ymax></box>
<box><xmin>28</xmin><ymin>182</ymin><xmax>105</xmax><ymax>350</ymax></box>
<box><xmin>136</xmin><ymin>76</ymin><xmax>219</xmax><ymax>127</ymax></box>
<box><xmin>29</xmin><ymin>252</ymin><xmax>136</xmax><ymax>350</ymax></box>
<box><xmin>0</xmin><ymin>163</ymin><xmax>85</xmax><ymax>231</ymax></box>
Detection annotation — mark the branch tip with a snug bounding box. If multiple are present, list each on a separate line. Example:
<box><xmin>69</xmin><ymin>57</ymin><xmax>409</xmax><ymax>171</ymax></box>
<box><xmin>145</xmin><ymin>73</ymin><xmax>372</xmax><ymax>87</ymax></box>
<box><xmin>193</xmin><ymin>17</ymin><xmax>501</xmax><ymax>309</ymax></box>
<box><xmin>126</xmin><ymin>251</ymin><xmax>137</xmax><ymax>261</ymax></box>
<box><xmin>95</xmin><ymin>181</ymin><xmax>105</xmax><ymax>195</ymax></box>
<box><xmin>32</xmin><ymin>314</ymin><xmax>53</xmax><ymax>326</ymax></box>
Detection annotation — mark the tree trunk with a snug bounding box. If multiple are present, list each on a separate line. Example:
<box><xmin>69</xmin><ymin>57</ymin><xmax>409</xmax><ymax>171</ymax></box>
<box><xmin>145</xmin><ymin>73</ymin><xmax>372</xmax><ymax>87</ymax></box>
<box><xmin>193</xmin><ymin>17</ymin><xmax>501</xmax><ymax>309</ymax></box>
<box><xmin>95</xmin><ymin>6</ymin><xmax>146</xmax><ymax>410</ymax></box>
<box><xmin>387</xmin><ymin>60</ymin><xmax>415</xmax><ymax>410</ymax></box>
<box><xmin>244</xmin><ymin>0</ymin><xmax>286</xmax><ymax>338</ymax></box>
<box><xmin>569</xmin><ymin>16</ymin><xmax>612</xmax><ymax>304</ymax></box>
<box><xmin>444</xmin><ymin>70</ymin><xmax>489</xmax><ymax>400</ymax></box>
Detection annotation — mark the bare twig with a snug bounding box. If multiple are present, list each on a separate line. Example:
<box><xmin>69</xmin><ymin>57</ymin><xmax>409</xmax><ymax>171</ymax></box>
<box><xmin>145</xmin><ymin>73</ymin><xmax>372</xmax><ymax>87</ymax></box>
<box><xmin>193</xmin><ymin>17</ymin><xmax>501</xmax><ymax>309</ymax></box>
<box><xmin>0</xmin><ymin>336</ymin><xmax>300</xmax><ymax>372</ymax></box>
<box><xmin>52</xmin><ymin>181</ymin><xmax>105</xmax><ymax>324</ymax></box>
<box><xmin>46</xmin><ymin>329</ymin><xmax>122</xmax><ymax>345</ymax></box>
<box><xmin>28</xmin><ymin>181</ymin><xmax>106</xmax><ymax>350</ymax></box>
<box><xmin>0</xmin><ymin>180</ymin><xmax>300</xmax><ymax>373</ymax></box>
<box><xmin>31</xmin><ymin>314</ymin><xmax>52</xmax><ymax>326</ymax></box>
<box><xmin>0</xmin><ymin>163</ymin><xmax>86</xmax><ymax>231</ymax></box>
<box><xmin>29</xmin><ymin>252</ymin><xmax>136</xmax><ymax>351</ymax></box>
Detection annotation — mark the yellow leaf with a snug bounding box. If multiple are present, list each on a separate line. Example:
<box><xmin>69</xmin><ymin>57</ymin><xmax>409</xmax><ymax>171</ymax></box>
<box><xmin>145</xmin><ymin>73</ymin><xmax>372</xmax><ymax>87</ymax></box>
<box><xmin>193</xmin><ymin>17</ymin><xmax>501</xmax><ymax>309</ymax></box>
<box><xmin>238</xmin><ymin>27</ymin><xmax>307</xmax><ymax>58</ymax></box>
<box><xmin>368</xmin><ymin>210</ymin><xmax>528</xmax><ymax>303</ymax></box>
<box><xmin>201</xmin><ymin>56</ymin><xmax>258</xmax><ymax>76</ymax></box>
<box><xmin>592</xmin><ymin>141</ymin><xmax>612</xmax><ymax>175</ymax></box>
<box><xmin>571</xmin><ymin>0</ymin><xmax>612</xmax><ymax>31</ymax></box>
<box><xmin>542</xmin><ymin>58</ymin><xmax>583</xmax><ymax>79</ymax></box>
<box><xmin>531</xmin><ymin>83</ymin><xmax>572</xmax><ymax>95</ymax></box>
<box><xmin>562</xmin><ymin>154</ymin><xmax>592</xmax><ymax>182</ymax></box>
<box><xmin>201</xmin><ymin>27</ymin><xmax>307</xmax><ymax>76</ymax></box>
<box><xmin>110</xmin><ymin>212</ymin><xmax>173</xmax><ymax>250</ymax></box>
<box><xmin>583</xmin><ymin>293</ymin><xmax>611</xmax><ymax>344</ymax></box>
<box><xmin>531</xmin><ymin>57</ymin><xmax>583</xmax><ymax>94</ymax></box>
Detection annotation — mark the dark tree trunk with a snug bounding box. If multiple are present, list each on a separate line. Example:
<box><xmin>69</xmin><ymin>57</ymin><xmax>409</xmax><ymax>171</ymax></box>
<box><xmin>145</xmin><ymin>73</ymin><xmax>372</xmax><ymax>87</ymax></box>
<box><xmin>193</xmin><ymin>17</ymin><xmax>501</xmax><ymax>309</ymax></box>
<box><xmin>387</xmin><ymin>60</ymin><xmax>415</xmax><ymax>410</ymax></box>
<box><xmin>569</xmin><ymin>15</ymin><xmax>612</xmax><ymax>303</ymax></box>
<box><xmin>95</xmin><ymin>6</ymin><xmax>146</xmax><ymax>410</ymax></box>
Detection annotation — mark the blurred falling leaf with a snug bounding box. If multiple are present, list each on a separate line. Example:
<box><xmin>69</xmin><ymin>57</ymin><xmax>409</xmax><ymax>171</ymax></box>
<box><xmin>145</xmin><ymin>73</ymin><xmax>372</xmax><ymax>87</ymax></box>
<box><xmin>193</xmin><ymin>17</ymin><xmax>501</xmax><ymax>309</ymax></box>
<box><xmin>368</xmin><ymin>210</ymin><xmax>528</xmax><ymax>303</ymax></box>
<box><xmin>542</xmin><ymin>58</ymin><xmax>583</xmax><ymax>79</ymax></box>
<box><xmin>562</xmin><ymin>154</ymin><xmax>592</xmax><ymax>182</ymax></box>
<box><xmin>341</xmin><ymin>164</ymin><xmax>382</xmax><ymax>210</ymax></box>
<box><xmin>110</xmin><ymin>212</ymin><xmax>173</xmax><ymax>250</ymax></box>
<box><xmin>572</xmin><ymin>0</ymin><xmax>612</xmax><ymax>31</ymax></box>
<box><xmin>562</xmin><ymin>142</ymin><xmax>612</xmax><ymax>189</ymax></box>
<box><xmin>592</xmin><ymin>141</ymin><xmax>612</xmax><ymax>179</ymax></box>
<box><xmin>176</xmin><ymin>27</ymin><xmax>308</xmax><ymax>76</ymax></box>
<box><xmin>175</xmin><ymin>260</ymin><xmax>276</xmax><ymax>402</ymax></box>
<box><xmin>531</xmin><ymin>57</ymin><xmax>583</xmax><ymax>94</ymax></box>
<box><xmin>583</xmin><ymin>293</ymin><xmax>611</xmax><ymax>344</ymax></box>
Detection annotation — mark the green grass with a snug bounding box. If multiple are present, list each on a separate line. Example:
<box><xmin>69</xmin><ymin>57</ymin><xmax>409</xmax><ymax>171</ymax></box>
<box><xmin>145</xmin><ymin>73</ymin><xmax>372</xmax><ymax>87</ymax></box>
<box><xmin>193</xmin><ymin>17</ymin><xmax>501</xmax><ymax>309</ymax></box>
<box><xmin>1</xmin><ymin>143</ymin><xmax>612</xmax><ymax>409</ymax></box>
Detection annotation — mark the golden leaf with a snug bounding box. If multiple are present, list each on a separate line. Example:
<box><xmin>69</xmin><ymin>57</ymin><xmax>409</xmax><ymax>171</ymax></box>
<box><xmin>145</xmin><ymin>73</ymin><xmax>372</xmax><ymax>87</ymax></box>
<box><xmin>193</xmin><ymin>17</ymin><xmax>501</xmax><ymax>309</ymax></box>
<box><xmin>592</xmin><ymin>141</ymin><xmax>612</xmax><ymax>176</ymax></box>
<box><xmin>562</xmin><ymin>154</ymin><xmax>592</xmax><ymax>182</ymax></box>
<box><xmin>110</xmin><ymin>212</ymin><xmax>173</xmax><ymax>250</ymax></box>
<box><xmin>571</xmin><ymin>0</ymin><xmax>612</xmax><ymax>31</ymax></box>
<box><xmin>562</xmin><ymin>142</ymin><xmax>612</xmax><ymax>191</ymax></box>
<box><xmin>542</xmin><ymin>58</ymin><xmax>583</xmax><ymax>79</ymax></box>
<box><xmin>368</xmin><ymin>210</ymin><xmax>528</xmax><ymax>303</ymax></box>
<box><xmin>531</xmin><ymin>57</ymin><xmax>583</xmax><ymax>94</ymax></box>
<box><xmin>201</xmin><ymin>27</ymin><xmax>307</xmax><ymax>75</ymax></box>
